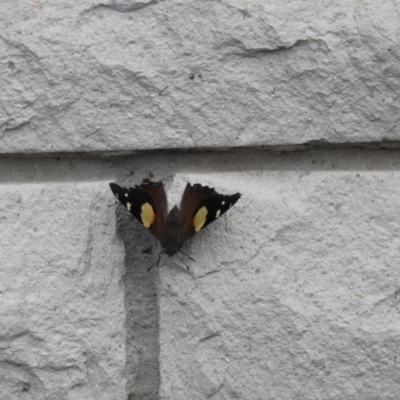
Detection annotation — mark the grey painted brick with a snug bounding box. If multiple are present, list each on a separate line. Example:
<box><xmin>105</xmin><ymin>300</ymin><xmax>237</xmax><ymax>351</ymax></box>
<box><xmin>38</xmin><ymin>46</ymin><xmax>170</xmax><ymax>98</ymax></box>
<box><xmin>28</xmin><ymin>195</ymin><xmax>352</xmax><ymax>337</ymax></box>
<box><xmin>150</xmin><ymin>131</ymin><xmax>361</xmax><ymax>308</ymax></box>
<box><xmin>1</xmin><ymin>2</ymin><xmax>400</xmax><ymax>396</ymax></box>
<box><xmin>0</xmin><ymin>0</ymin><xmax>399</xmax><ymax>154</ymax></box>
<box><xmin>2</xmin><ymin>150</ymin><xmax>400</xmax><ymax>399</ymax></box>
<box><xmin>158</xmin><ymin>168</ymin><xmax>400</xmax><ymax>399</ymax></box>
<box><xmin>0</xmin><ymin>181</ymin><xmax>127</xmax><ymax>400</ymax></box>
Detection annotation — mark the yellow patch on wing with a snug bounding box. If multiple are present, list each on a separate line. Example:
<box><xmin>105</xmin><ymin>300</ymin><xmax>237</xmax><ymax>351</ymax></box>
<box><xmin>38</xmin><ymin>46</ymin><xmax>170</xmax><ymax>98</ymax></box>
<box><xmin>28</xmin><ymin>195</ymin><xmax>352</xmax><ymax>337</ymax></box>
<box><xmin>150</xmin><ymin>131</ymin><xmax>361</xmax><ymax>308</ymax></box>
<box><xmin>193</xmin><ymin>206</ymin><xmax>208</xmax><ymax>232</ymax></box>
<box><xmin>141</xmin><ymin>203</ymin><xmax>155</xmax><ymax>228</ymax></box>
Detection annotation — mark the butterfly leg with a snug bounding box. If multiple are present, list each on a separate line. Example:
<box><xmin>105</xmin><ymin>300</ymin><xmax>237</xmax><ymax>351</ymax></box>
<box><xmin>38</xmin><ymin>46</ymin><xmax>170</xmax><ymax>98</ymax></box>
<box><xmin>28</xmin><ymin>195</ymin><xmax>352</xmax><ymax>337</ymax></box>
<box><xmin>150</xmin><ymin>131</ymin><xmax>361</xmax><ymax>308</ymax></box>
<box><xmin>147</xmin><ymin>250</ymin><xmax>165</xmax><ymax>272</ymax></box>
<box><xmin>175</xmin><ymin>253</ymin><xmax>190</xmax><ymax>270</ymax></box>
<box><xmin>178</xmin><ymin>249</ymin><xmax>195</xmax><ymax>262</ymax></box>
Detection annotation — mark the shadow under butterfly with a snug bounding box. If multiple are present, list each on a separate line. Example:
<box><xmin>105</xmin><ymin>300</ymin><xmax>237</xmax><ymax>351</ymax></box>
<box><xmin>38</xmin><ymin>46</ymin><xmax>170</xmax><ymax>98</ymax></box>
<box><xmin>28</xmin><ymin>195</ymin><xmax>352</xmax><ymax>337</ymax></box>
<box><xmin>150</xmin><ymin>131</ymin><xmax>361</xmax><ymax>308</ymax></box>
<box><xmin>109</xmin><ymin>180</ymin><xmax>241</xmax><ymax>270</ymax></box>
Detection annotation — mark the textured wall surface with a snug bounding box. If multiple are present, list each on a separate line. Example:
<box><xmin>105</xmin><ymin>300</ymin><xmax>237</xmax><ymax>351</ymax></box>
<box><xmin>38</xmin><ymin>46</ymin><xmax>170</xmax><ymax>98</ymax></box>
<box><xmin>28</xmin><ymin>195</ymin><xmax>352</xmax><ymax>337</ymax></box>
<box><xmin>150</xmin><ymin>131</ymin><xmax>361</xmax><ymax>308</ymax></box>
<box><xmin>159</xmin><ymin>164</ymin><xmax>400</xmax><ymax>400</ymax></box>
<box><xmin>0</xmin><ymin>178</ymin><xmax>127</xmax><ymax>399</ymax></box>
<box><xmin>1</xmin><ymin>0</ymin><xmax>399</xmax><ymax>153</ymax></box>
<box><xmin>2</xmin><ymin>151</ymin><xmax>400</xmax><ymax>400</ymax></box>
<box><xmin>1</xmin><ymin>0</ymin><xmax>400</xmax><ymax>399</ymax></box>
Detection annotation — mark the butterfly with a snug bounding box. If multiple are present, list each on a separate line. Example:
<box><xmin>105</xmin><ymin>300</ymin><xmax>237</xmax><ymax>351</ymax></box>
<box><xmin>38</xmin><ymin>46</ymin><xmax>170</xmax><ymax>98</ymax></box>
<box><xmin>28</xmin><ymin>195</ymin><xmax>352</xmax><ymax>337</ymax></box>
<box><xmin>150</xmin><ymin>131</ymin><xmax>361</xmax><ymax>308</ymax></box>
<box><xmin>109</xmin><ymin>180</ymin><xmax>241</xmax><ymax>268</ymax></box>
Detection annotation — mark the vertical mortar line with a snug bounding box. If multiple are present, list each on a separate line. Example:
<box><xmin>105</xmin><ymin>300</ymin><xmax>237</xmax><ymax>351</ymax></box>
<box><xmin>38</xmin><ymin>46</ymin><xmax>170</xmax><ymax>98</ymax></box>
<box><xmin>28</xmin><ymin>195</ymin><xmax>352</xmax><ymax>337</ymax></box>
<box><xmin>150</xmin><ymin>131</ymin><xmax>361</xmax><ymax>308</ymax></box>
<box><xmin>115</xmin><ymin>209</ymin><xmax>160</xmax><ymax>400</ymax></box>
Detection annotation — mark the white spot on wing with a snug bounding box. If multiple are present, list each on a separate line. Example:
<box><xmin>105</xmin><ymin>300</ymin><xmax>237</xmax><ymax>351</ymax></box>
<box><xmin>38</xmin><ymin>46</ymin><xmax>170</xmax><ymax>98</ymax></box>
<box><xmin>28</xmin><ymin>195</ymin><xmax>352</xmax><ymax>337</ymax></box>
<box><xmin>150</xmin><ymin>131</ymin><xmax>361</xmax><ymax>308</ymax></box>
<box><xmin>216</xmin><ymin>210</ymin><xmax>221</xmax><ymax>218</ymax></box>
<box><xmin>222</xmin><ymin>201</ymin><xmax>225</xmax><ymax>205</ymax></box>
<box><xmin>127</xmin><ymin>202</ymin><xmax>132</xmax><ymax>211</ymax></box>
<box><xmin>125</xmin><ymin>193</ymin><xmax>128</xmax><ymax>197</ymax></box>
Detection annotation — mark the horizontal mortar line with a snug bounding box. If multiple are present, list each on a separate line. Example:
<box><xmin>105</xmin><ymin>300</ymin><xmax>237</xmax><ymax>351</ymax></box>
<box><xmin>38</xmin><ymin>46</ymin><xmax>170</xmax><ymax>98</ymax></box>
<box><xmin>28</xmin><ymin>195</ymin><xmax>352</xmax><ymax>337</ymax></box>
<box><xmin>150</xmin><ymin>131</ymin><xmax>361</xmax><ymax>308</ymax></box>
<box><xmin>1</xmin><ymin>139</ymin><xmax>400</xmax><ymax>159</ymax></box>
<box><xmin>1</xmin><ymin>146</ymin><xmax>400</xmax><ymax>184</ymax></box>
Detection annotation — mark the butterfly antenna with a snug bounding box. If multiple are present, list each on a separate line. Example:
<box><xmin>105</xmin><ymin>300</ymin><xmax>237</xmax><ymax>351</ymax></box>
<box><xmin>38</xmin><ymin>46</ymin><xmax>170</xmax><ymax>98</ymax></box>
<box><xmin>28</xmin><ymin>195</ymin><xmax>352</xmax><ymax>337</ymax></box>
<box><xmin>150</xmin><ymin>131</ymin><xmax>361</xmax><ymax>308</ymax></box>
<box><xmin>175</xmin><ymin>252</ymin><xmax>190</xmax><ymax>270</ymax></box>
<box><xmin>148</xmin><ymin>250</ymin><xmax>165</xmax><ymax>272</ymax></box>
<box><xmin>178</xmin><ymin>249</ymin><xmax>195</xmax><ymax>262</ymax></box>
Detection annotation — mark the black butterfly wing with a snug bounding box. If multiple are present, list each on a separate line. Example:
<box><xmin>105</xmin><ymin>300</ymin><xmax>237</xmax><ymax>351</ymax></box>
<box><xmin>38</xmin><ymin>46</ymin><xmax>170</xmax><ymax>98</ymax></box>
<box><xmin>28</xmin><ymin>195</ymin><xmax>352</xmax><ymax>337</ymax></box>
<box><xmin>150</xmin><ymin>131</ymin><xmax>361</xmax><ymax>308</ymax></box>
<box><xmin>109</xmin><ymin>181</ymin><xmax>168</xmax><ymax>242</ymax></box>
<box><xmin>179</xmin><ymin>183</ymin><xmax>241</xmax><ymax>245</ymax></box>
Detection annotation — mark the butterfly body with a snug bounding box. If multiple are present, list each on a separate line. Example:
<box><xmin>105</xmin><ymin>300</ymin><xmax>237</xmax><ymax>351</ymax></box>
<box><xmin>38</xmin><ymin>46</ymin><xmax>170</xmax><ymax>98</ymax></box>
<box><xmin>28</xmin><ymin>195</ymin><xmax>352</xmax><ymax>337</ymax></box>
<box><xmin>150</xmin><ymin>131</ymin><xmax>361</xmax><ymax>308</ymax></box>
<box><xmin>109</xmin><ymin>180</ymin><xmax>241</xmax><ymax>257</ymax></box>
<box><xmin>162</xmin><ymin>206</ymin><xmax>182</xmax><ymax>256</ymax></box>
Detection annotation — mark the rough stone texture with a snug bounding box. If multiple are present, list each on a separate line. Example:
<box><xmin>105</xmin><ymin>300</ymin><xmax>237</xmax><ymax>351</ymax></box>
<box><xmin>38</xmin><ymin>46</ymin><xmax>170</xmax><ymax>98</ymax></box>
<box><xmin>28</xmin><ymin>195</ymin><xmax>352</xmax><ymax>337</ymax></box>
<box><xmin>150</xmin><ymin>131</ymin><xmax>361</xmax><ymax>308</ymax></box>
<box><xmin>158</xmin><ymin>165</ymin><xmax>400</xmax><ymax>400</ymax></box>
<box><xmin>1</xmin><ymin>0</ymin><xmax>400</xmax><ymax>398</ymax></box>
<box><xmin>2</xmin><ymin>150</ymin><xmax>400</xmax><ymax>399</ymax></box>
<box><xmin>0</xmin><ymin>180</ymin><xmax>127</xmax><ymax>400</ymax></box>
<box><xmin>1</xmin><ymin>0</ymin><xmax>400</xmax><ymax>153</ymax></box>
